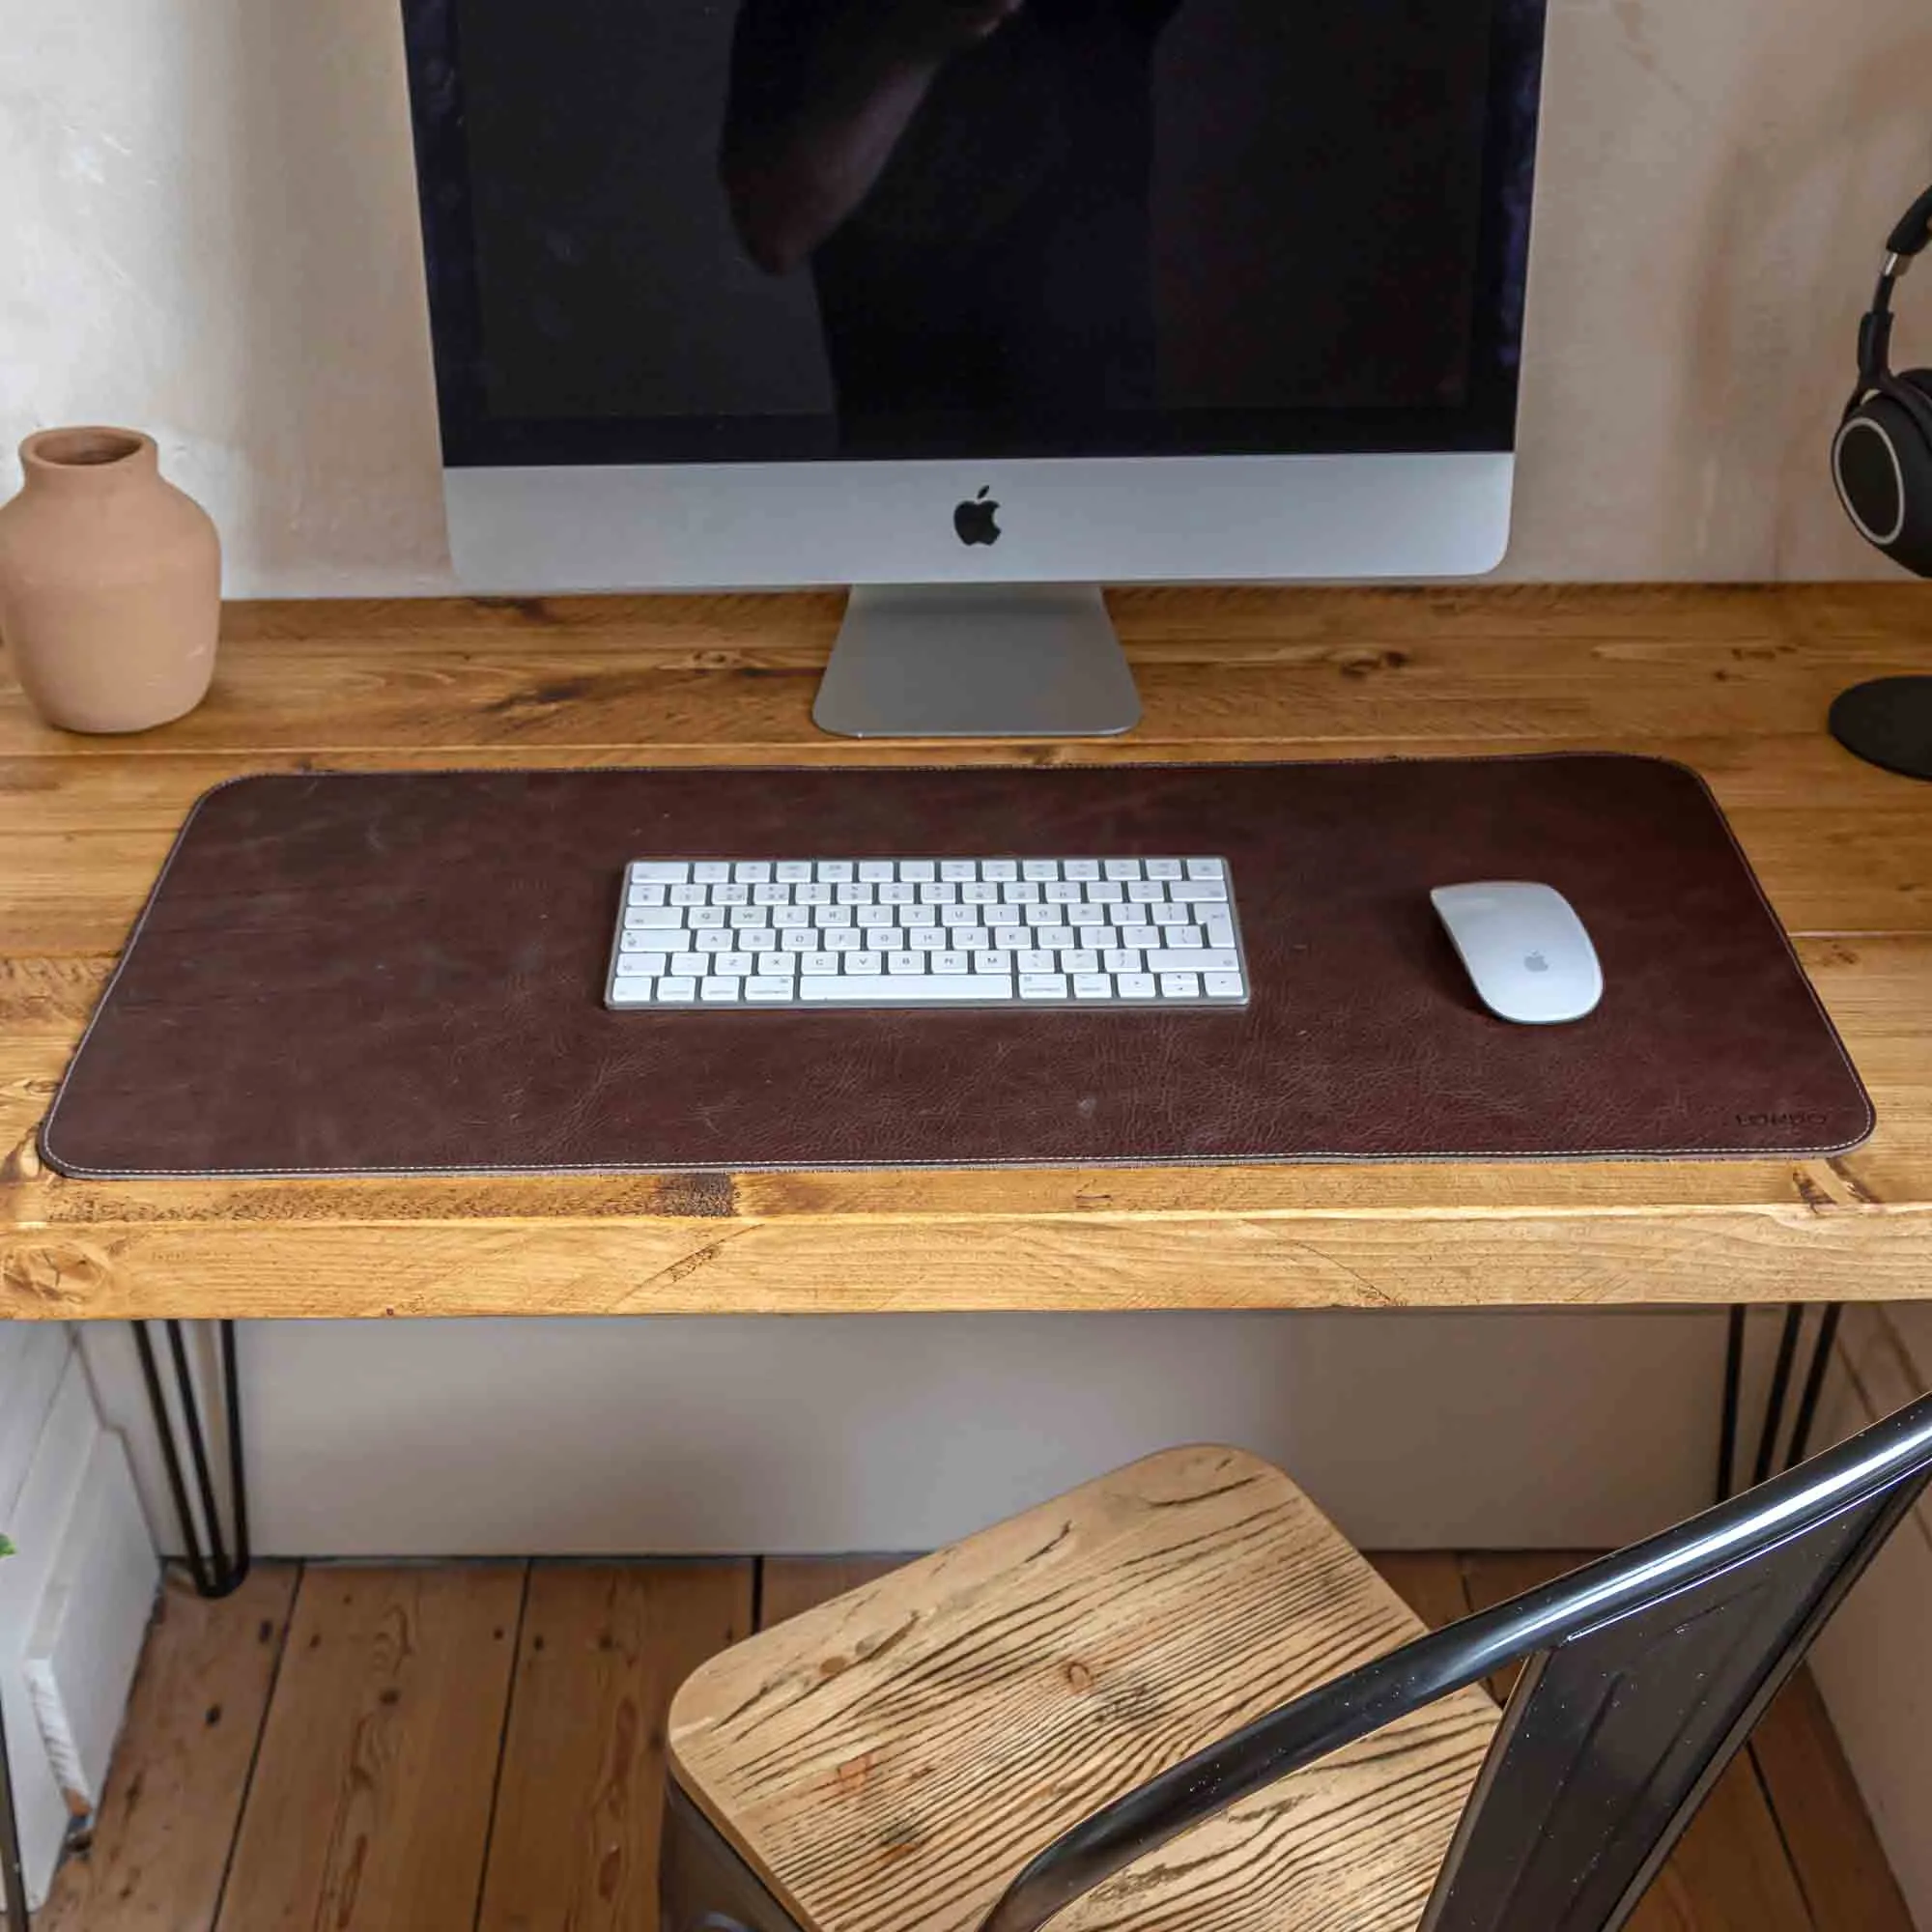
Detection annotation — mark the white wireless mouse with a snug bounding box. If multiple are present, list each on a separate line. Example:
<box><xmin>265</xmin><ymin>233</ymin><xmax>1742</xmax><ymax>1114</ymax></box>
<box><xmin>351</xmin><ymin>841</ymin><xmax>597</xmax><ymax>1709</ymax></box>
<box><xmin>1429</xmin><ymin>881</ymin><xmax>1604</xmax><ymax>1026</ymax></box>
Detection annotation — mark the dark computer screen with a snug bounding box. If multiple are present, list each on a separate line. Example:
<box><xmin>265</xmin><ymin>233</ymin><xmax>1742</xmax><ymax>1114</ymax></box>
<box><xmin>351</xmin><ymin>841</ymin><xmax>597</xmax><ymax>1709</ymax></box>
<box><xmin>404</xmin><ymin>0</ymin><xmax>1545</xmax><ymax>466</ymax></box>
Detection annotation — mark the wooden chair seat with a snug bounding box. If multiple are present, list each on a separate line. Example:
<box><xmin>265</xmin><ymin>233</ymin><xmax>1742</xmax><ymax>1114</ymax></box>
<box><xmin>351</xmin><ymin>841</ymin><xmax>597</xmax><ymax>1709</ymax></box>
<box><xmin>668</xmin><ymin>1446</ymin><xmax>1500</xmax><ymax>1931</ymax></box>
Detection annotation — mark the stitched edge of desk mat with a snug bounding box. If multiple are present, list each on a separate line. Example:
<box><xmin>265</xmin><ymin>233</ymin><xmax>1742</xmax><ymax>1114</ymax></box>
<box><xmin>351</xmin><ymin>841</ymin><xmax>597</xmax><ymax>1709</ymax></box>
<box><xmin>40</xmin><ymin>755</ymin><xmax>1874</xmax><ymax>1179</ymax></box>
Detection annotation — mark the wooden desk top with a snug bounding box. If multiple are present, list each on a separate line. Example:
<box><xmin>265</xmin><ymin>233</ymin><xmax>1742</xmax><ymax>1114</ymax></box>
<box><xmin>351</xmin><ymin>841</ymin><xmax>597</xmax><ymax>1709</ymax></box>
<box><xmin>4</xmin><ymin>583</ymin><xmax>1930</xmax><ymax>1322</ymax></box>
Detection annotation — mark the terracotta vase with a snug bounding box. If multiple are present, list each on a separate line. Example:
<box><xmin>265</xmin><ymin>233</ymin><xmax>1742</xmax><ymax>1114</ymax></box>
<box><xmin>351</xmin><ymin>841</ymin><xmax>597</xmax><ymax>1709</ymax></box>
<box><xmin>0</xmin><ymin>427</ymin><xmax>220</xmax><ymax>733</ymax></box>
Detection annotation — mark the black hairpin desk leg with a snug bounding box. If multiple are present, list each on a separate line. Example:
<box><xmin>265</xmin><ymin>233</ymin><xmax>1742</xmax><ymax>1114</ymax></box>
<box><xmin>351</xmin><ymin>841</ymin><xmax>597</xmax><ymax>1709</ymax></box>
<box><xmin>1718</xmin><ymin>1303</ymin><xmax>1846</xmax><ymax>1502</ymax></box>
<box><xmin>1</xmin><ymin>1694</ymin><xmax>29</xmax><ymax>1930</ymax></box>
<box><xmin>131</xmin><ymin>1321</ymin><xmax>250</xmax><ymax>1601</ymax></box>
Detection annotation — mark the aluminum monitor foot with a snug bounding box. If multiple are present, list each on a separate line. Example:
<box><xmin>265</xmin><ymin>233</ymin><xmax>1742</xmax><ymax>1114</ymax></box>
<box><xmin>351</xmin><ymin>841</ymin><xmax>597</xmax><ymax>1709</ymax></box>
<box><xmin>812</xmin><ymin>584</ymin><xmax>1142</xmax><ymax>740</ymax></box>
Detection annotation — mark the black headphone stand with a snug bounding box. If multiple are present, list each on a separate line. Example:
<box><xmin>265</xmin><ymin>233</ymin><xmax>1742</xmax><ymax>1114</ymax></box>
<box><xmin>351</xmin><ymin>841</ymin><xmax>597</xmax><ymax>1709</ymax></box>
<box><xmin>1831</xmin><ymin>675</ymin><xmax>1932</xmax><ymax>781</ymax></box>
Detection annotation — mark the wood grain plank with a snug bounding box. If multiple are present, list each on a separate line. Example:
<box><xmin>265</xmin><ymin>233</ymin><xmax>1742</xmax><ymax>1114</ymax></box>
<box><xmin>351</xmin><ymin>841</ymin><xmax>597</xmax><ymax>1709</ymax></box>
<box><xmin>1460</xmin><ymin>1553</ymin><xmax>1818</xmax><ymax>1932</ymax></box>
<box><xmin>757</xmin><ymin>1557</ymin><xmax>909</xmax><ymax>1631</ymax></box>
<box><xmin>672</xmin><ymin>1450</ymin><xmax>1499</xmax><ymax>1932</ymax></box>
<box><xmin>1750</xmin><ymin>1665</ymin><xmax>1915</xmax><ymax>1932</ymax></box>
<box><xmin>214</xmin><ymin>1564</ymin><xmax>524</xmax><ymax>1932</ymax></box>
<box><xmin>37</xmin><ymin>1565</ymin><xmax>299</xmax><ymax>1932</ymax></box>
<box><xmin>475</xmin><ymin>1562</ymin><xmax>752</xmax><ymax>1932</ymax></box>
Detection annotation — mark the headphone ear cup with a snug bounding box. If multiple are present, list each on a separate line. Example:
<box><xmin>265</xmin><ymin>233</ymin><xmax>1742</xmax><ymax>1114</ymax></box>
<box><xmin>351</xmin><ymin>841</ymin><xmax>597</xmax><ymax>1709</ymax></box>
<box><xmin>1834</xmin><ymin>388</ymin><xmax>1932</xmax><ymax>575</ymax></box>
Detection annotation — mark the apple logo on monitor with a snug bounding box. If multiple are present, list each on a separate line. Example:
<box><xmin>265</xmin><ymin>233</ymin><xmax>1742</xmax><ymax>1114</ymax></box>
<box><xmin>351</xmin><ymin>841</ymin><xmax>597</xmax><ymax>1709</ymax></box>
<box><xmin>953</xmin><ymin>487</ymin><xmax>1001</xmax><ymax>547</ymax></box>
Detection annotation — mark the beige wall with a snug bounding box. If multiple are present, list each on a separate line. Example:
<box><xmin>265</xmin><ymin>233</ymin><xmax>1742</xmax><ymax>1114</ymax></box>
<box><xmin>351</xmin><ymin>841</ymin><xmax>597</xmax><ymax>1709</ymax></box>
<box><xmin>3</xmin><ymin>0</ymin><xmax>1930</xmax><ymax>595</ymax></box>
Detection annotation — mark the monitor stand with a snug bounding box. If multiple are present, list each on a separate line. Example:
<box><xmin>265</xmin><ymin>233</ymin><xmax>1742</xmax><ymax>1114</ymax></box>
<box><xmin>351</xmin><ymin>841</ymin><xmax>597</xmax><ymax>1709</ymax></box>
<box><xmin>812</xmin><ymin>584</ymin><xmax>1142</xmax><ymax>739</ymax></box>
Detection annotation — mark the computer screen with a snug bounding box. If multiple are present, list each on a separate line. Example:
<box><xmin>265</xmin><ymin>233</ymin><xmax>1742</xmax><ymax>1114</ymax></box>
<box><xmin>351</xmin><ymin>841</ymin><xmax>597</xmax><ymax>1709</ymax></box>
<box><xmin>407</xmin><ymin>0</ymin><xmax>1545</xmax><ymax>469</ymax></box>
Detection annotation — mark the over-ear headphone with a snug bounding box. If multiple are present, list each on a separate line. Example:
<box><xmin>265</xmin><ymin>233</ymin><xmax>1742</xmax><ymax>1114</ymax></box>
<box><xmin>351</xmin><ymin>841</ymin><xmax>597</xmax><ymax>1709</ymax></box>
<box><xmin>1833</xmin><ymin>183</ymin><xmax>1932</xmax><ymax>576</ymax></box>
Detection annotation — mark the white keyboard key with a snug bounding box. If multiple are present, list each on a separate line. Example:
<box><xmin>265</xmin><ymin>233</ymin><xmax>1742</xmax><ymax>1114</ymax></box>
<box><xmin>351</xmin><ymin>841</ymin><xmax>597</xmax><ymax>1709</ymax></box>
<box><xmin>1146</xmin><ymin>949</ymin><xmax>1241</xmax><ymax>975</ymax></box>
<box><xmin>1025</xmin><ymin>904</ymin><xmax>1060</xmax><ymax>927</ymax></box>
<box><xmin>941</xmin><ymin>904</ymin><xmax>980</xmax><ymax>927</ymax></box>
<box><xmin>1088</xmin><ymin>880</ymin><xmax>1123</xmax><ymax>902</ymax></box>
<box><xmin>1019</xmin><ymin>950</ymin><xmax>1056</xmax><ymax>973</ymax></box>
<box><xmin>626</xmin><ymin>905</ymin><xmax>683</xmax><ymax>929</ymax></box>
<box><xmin>940</xmin><ymin>860</ymin><xmax>978</xmax><ymax>881</ymax></box>
<box><xmin>902</xmin><ymin>905</ymin><xmax>937</xmax><ymax>926</ymax></box>
<box><xmin>1064</xmin><ymin>859</ymin><xmax>1100</xmax><ymax>881</ymax></box>
<box><xmin>735</xmin><ymin>862</ymin><xmax>772</xmax><ymax>884</ymax></box>
<box><xmin>781</xmin><ymin>930</ymin><xmax>815</xmax><ymax>952</ymax></box>
<box><xmin>993</xmin><ymin>925</ymin><xmax>1030</xmax><ymax>952</ymax></box>
<box><xmin>1022</xmin><ymin>860</ymin><xmax>1059</xmax><ymax>881</ymax></box>
<box><xmin>933</xmin><ymin>951</ymin><xmax>971</xmax><ymax>974</ymax></box>
<box><xmin>627</xmin><ymin>883</ymin><xmax>668</xmax><ymax>905</ymax></box>
<box><xmin>701</xmin><ymin>978</ymin><xmax>742</xmax><ymax>1002</ymax></box>
<box><xmin>670</xmin><ymin>952</ymin><xmax>708</xmax><ymax>976</ymax></box>
<box><xmin>1104</xmin><ymin>859</ymin><xmax>1142</xmax><ymax>880</ymax></box>
<box><xmin>757</xmin><ymin>952</ymin><xmax>793</xmax><ymax>976</ymax></box>
<box><xmin>713</xmin><ymin>883</ymin><xmax>750</xmax><ymax>905</ymax></box>
<box><xmin>610</xmin><ymin>979</ymin><xmax>655</xmax><ymax>1004</ymax></box>
<box><xmin>1119</xmin><ymin>925</ymin><xmax>1161</xmax><ymax>951</ymax></box>
<box><xmin>819</xmin><ymin>905</ymin><xmax>853</xmax><ymax>927</ymax></box>
<box><xmin>844</xmin><ymin>951</ymin><xmax>882</xmax><ymax>974</ymax></box>
<box><xmin>671</xmin><ymin>883</ymin><xmax>708</xmax><ymax>906</ymax></box>
<box><xmin>899</xmin><ymin>859</ymin><xmax>936</xmax><ymax>882</ymax></box>
<box><xmin>1003</xmin><ymin>881</ymin><xmax>1040</xmax><ymax>903</ymax></box>
<box><xmin>879</xmin><ymin>882</ymin><xmax>916</xmax><ymax>904</ymax></box>
<box><xmin>888</xmin><ymin>952</ymin><xmax>923</xmax><ymax>975</ymax></box>
<box><xmin>962</xmin><ymin>881</ymin><xmax>999</xmax><ymax>904</ymax></box>
<box><xmin>1205</xmin><ymin>915</ymin><xmax>1237</xmax><ymax>948</ymax></box>
<box><xmin>689</xmin><ymin>906</ymin><xmax>727</xmax><ymax>928</ymax></box>
<box><xmin>975</xmin><ymin>952</ymin><xmax>1012</xmax><ymax>975</ymax></box>
<box><xmin>919</xmin><ymin>882</ymin><xmax>955</xmax><ymax>903</ymax></box>
<box><xmin>911</xmin><ymin>926</ymin><xmax>948</xmax><ymax>949</ymax></box>
<box><xmin>620</xmin><ymin>932</ymin><xmax>665</xmax><ymax>953</ymax></box>
<box><xmin>1186</xmin><ymin>858</ymin><xmax>1226</xmax><ymax>880</ymax></box>
<box><xmin>747</xmin><ymin>977</ymin><xmax>794</xmax><ymax>1000</ymax></box>
<box><xmin>1046</xmin><ymin>881</ymin><xmax>1083</xmax><ymax>903</ymax></box>
<box><xmin>1037</xmin><ymin>927</ymin><xmax>1077</xmax><ymax>950</ymax></box>
<box><xmin>1160</xmin><ymin>972</ymin><xmax>1201</xmax><ymax>998</ymax></box>
<box><xmin>1068</xmin><ymin>904</ymin><xmax>1108</xmax><ymax>926</ymax></box>
<box><xmin>803</xmin><ymin>952</ymin><xmax>840</xmax><ymax>975</ymax></box>
<box><xmin>1128</xmin><ymin>881</ymin><xmax>1165</xmax><ymax>902</ymax></box>
<box><xmin>615</xmin><ymin>952</ymin><xmax>658</xmax><ymax>977</ymax></box>
<box><xmin>859</xmin><ymin>861</ymin><xmax>895</xmax><ymax>882</ymax></box>
<box><xmin>867</xmin><ymin>929</ymin><xmax>903</xmax><ymax>952</ymax></box>
<box><xmin>1152</xmin><ymin>904</ymin><xmax>1191</xmax><ymax>927</ymax></box>
<box><xmin>1103</xmin><ymin>949</ymin><xmax>1140</xmax><ymax>973</ymax></box>
<box><xmin>1206</xmin><ymin>974</ymin><xmax>1246</xmax><ymax>999</ymax></box>
<box><xmin>753</xmin><ymin>883</ymin><xmax>790</xmax><ymax>905</ymax></box>
<box><xmin>1074</xmin><ymin>975</ymin><xmax>1113</xmax><ymax>998</ymax></box>
<box><xmin>1170</xmin><ymin>880</ymin><xmax>1230</xmax><ymax>902</ymax></box>
<box><xmin>858</xmin><ymin>904</ymin><xmax>895</xmax><ymax>926</ymax></box>
<box><xmin>1021</xmin><ymin>973</ymin><xmax>1069</xmax><ymax>998</ymax></box>
<box><xmin>982</xmin><ymin>859</ymin><xmax>1019</xmax><ymax>881</ymax></box>
<box><xmin>693</xmin><ymin>862</ymin><xmax>730</xmax><ymax>884</ymax></box>
<box><xmin>696</xmin><ymin>930</ymin><xmax>733</xmax><ymax>952</ymax></box>
<box><xmin>1147</xmin><ymin>859</ymin><xmax>1184</xmax><ymax>880</ymax></box>
<box><xmin>838</xmin><ymin>882</ymin><xmax>871</xmax><ymax>904</ymax></box>
<box><xmin>797</xmin><ymin>882</ymin><xmax>832</xmax><ymax>904</ymax></box>
<box><xmin>776</xmin><ymin>861</ymin><xmax>813</xmax><ymax>883</ymax></box>
<box><xmin>1118</xmin><ymin>973</ymin><xmax>1157</xmax><ymax>999</ymax></box>
<box><xmin>631</xmin><ymin>862</ymin><xmax>690</xmax><ymax>884</ymax></box>
<box><xmin>1065</xmin><ymin>950</ymin><xmax>1100</xmax><ymax>974</ymax></box>
<box><xmin>774</xmin><ymin>905</ymin><xmax>811</xmax><ymax>928</ymax></box>
<box><xmin>716</xmin><ymin>952</ymin><xmax>754</xmax><ymax>977</ymax></box>
<box><xmin>826</xmin><ymin>929</ymin><xmax>864</xmax><ymax>952</ymax></box>
<box><xmin>656</xmin><ymin>976</ymin><xmax>698</xmax><ymax>1002</ymax></box>
<box><xmin>801</xmin><ymin>975</ymin><xmax>1004</xmax><ymax>1002</ymax></box>
<box><xmin>817</xmin><ymin>861</ymin><xmax>854</xmax><ymax>882</ymax></box>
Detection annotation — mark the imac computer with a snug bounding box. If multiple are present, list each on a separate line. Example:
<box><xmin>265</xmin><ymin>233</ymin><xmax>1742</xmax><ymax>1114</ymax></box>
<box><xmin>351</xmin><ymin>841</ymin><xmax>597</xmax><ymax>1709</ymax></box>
<box><xmin>400</xmin><ymin>0</ymin><xmax>1548</xmax><ymax>737</ymax></box>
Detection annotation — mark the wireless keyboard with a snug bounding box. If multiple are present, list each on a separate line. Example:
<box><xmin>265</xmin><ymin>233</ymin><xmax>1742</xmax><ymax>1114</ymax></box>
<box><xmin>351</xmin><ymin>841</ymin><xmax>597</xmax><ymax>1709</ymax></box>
<box><xmin>606</xmin><ymin>856</ymin><xmax>1251</xmax><ymax>1009</ymax></box>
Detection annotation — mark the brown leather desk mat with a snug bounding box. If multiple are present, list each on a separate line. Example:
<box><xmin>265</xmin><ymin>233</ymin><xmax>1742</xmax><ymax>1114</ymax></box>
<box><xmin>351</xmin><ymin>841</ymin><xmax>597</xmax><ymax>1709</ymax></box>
<box><xmin>42</xmin><ymin>757</ymin><xmax>1871</xmax><ymax>1179</ymax></box>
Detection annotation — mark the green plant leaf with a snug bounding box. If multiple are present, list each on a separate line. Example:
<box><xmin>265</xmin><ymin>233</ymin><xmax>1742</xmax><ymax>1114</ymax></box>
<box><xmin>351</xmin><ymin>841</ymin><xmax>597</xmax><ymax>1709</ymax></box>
<box><xmin>0</xmin><ymin>1535</ymin><xmax>14</xmax><ymax>1559</ymax></box>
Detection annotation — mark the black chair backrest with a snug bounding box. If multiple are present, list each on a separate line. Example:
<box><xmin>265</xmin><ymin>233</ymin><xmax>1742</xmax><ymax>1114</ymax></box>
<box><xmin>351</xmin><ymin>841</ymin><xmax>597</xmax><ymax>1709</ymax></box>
<box><xmin>980</xmin><ymin>1391</ymin><xmax>1932</xmax><ymax>1932</ymax></box>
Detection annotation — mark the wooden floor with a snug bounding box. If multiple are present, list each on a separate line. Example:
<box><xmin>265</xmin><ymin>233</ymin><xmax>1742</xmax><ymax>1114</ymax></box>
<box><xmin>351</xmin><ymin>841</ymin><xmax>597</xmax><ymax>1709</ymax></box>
<box><xmin>39</xmin><ymin>1552</ymin><xmax>1911</xmax><ymax>1932</ymax></box>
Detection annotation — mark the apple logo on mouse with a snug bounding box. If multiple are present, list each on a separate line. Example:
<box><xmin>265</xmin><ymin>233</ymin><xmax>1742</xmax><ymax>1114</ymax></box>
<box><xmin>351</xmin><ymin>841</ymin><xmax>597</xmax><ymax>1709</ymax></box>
<box><xmin>1524</xmin><ymin>952</ymin><xmax>1549</xmax><ymax>974</ymax></box>
<box><xmin>953</xmin><ymin>486</ymin><xmax>1001</xmax><ymax>547</ymax></box>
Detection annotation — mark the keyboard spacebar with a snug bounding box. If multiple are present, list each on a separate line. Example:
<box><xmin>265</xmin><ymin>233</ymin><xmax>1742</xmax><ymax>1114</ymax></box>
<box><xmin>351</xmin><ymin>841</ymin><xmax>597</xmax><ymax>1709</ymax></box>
<box><xmin>800</xmin><ymin>975</ymin><xmax>1010</xmax><ymax>1003</ymax></box>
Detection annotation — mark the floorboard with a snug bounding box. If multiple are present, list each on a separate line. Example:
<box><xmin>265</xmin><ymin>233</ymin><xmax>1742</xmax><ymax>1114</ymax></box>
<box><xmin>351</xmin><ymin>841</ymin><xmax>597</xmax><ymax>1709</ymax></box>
<box><xmin>38</xmin><ymin>1564</ymin><xmax>299</xmax><ymax>1932</ymax></box>
<box><xmin>474</xmin><ymin>1562</ymin><xmax>753</xmax><ymax>1932</ymax></box>
<box><xmin>213</xmin><ymin>1563</ymin><xmax>525</xmax><ymax>1932</ymax></box>
<box><xmin>35</xmin><ymin>1551</ymin><xmax>1905</xmax><ymax>1932</ymax></box>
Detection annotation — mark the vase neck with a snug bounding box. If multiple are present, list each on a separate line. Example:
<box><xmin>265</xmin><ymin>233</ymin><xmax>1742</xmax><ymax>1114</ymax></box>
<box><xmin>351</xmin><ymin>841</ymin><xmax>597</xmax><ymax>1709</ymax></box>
<box><xmin>20</xmin><ymin>427</ymin><xmax>161</xmax><ymax>497</ymax></box>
